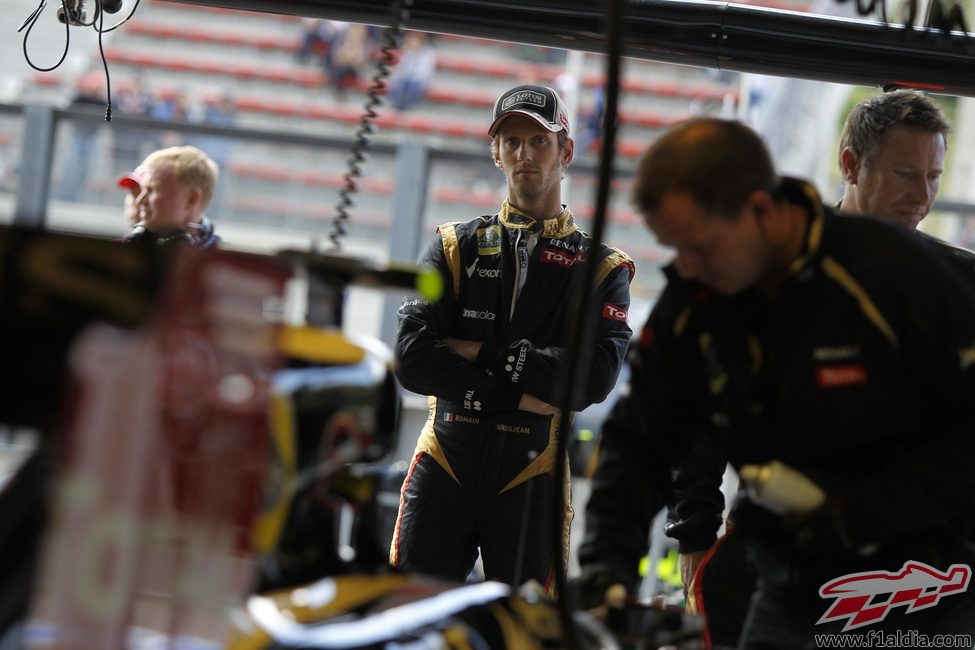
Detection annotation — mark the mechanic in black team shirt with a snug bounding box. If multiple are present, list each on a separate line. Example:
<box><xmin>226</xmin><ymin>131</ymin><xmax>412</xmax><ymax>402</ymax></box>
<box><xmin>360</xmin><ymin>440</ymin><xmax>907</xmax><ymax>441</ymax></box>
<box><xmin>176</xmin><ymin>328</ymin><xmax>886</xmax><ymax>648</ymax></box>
<box><xmin>668</xmin><ymin>91</ymin><xmax>975</xmax><ymax>649</ymax></box>
<box><xmin>578</xmin><ymin>117</ymin><xmax>975</xmax><ymax>648</ymax></box>
<box><xmin>390</xmin><ymin>84</ymin><xmax>634</xmax><ymax>593</ymax></box>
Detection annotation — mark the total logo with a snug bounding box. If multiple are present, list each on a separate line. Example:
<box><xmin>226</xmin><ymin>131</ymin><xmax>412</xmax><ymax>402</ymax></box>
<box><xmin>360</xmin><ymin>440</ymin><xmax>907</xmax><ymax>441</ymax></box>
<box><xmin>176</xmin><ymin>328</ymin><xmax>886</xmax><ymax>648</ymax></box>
<box><xmin>603</xmin><ymin>304</ymin><xmax>628</xmax><ymax>322</ymax></box>
<box><xmin>540</xmin><ymin>246</ymin><xmax>587</xmax><ymax>269</ymax></box>
<box><xmin>463</xmin><ymin>308</ymin><xmax>496</xmax><ymax>321</ymax></box>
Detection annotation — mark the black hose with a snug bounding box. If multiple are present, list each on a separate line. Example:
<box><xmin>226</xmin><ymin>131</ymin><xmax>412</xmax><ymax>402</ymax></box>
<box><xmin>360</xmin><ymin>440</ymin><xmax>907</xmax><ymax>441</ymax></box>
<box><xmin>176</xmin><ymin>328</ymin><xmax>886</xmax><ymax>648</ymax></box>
<box><xmin>552</xmin><ymin>0</ymin><xmax>624</xmax><ymax>648</ymax></box>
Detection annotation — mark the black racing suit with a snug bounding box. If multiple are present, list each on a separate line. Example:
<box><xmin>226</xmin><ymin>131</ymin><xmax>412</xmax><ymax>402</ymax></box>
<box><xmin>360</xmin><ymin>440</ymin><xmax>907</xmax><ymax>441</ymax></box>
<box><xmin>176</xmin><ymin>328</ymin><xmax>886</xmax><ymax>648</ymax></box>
<box><xmin>580</xmin><ymin>179</ymin><xmax>975</xmax><ymax>647</ymax></box>
<box><xmin>391</xmin><ymin>201</ymin><xmax>634</xmax><ymax>592</ymax></box>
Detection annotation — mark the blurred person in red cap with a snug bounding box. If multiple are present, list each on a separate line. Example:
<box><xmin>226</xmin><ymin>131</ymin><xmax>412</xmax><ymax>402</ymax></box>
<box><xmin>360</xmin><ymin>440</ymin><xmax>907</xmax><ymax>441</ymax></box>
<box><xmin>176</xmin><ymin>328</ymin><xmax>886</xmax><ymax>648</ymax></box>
<box><xmin>120</xmin><ymin>146</ymin><xmax>220</xmax><ymax>249</ymax></box>
<box><xmin>117</xmin><ymin>165</ymin><xmax>145</xmax><ymax>227</ymax></box>
<box><xmin>389</xmin><ymin>84</ymin><xmax>634</xmax><ymax>592</ymax></box>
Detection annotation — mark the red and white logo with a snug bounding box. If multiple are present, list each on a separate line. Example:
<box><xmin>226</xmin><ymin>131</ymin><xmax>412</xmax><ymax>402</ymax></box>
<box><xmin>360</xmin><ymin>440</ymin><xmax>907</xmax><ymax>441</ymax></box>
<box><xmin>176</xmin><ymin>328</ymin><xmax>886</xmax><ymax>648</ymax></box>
<box><xmin>817</xmin><ymin>561</ymin><xmax>971</xmax><ymax>631</ymax></box>
<box><xmin>540</xmin><ymin>246</ymin><xmax>587</xmax><ymax>269</ymax></box>
<box><xmin>603</xmin><ymin>303</ymin><xmax>628</xmax><ymax>322</ymax></box>
<box><xmin>816</xmin><ymin>363</ymin><xmax>868</xmax><ymax>388</ymax></box>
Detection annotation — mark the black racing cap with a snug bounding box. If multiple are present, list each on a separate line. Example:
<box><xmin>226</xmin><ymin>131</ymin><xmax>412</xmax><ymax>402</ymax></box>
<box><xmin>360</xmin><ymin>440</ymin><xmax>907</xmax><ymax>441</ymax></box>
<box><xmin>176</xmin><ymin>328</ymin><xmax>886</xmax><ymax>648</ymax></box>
<box><xmin>488</xmin><ymin>84</ymin><xmax>570</xmax><ymax>137</ymax></box>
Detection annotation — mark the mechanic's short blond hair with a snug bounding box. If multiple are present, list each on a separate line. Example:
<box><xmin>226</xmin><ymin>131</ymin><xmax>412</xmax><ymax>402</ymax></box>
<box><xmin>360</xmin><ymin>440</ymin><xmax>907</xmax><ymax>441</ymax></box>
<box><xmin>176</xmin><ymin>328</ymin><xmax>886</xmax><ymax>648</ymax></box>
<box><xmin>143</xmin><ymin>145</ymin><xmax>219</xmax><ymax>210</ymax></box>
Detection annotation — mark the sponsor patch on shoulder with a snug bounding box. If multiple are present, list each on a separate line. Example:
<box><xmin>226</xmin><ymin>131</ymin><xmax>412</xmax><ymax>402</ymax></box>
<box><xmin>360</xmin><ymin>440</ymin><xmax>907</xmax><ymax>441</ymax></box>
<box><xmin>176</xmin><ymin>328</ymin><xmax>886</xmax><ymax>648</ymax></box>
<box><xmin>477</xmin><ymin>225</ymin><xmax>502</xmax><ymax>256</ymax></box>
<box><xmin>816</xmin><ymin>364</ymin><xmax>867</xmax><ymax>388</ymax></box>
<box><xmin>602</xmin><ymin>303</ymin><xmax>628</xmax><ymax>322</ymax></box>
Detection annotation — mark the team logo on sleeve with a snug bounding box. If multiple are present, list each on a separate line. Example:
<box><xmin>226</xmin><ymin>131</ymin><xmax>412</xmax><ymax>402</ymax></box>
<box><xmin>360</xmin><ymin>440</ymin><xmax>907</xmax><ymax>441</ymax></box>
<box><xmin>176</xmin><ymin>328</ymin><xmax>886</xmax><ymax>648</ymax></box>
<box><xmin>602</xmin><ymin>304</ymin><xmax>628</xmax><ymax>322</ymax></box>
<box><xmin>817</xmin><ymin>561</ymin><xmax>971</xmax><ymax>631</ymax></box>
<box><xmin>477</xmin><ymin>225</ymin><xmax>502</xmax><ymax>256</ymax></box>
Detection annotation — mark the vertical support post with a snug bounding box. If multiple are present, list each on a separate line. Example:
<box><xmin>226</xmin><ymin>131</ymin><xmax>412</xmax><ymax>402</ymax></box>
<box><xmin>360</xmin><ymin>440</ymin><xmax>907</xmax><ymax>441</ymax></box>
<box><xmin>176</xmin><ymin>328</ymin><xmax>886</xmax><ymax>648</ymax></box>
<box><xmin>14</xmin><ymin>105</ymin><xmax>58</xmax><ymax>228</ymax></box>
<box><xmin>380</xmin><ymin>140</ymin><xmax>430</xmax><ymax>348</ymax></box>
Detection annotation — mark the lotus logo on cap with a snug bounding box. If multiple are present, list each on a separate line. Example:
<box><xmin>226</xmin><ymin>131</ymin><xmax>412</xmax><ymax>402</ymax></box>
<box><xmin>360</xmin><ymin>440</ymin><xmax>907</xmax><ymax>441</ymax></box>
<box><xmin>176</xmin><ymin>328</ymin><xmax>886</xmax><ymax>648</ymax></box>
<box><xmin>489</xmin><ymin>84</ymin><xmax>569</xmax><ymax>137</ymax></box>
<box><xmin>502</xmin><ymin>91</ymin><xmax>547</xmax><ymax>111</ymax></box>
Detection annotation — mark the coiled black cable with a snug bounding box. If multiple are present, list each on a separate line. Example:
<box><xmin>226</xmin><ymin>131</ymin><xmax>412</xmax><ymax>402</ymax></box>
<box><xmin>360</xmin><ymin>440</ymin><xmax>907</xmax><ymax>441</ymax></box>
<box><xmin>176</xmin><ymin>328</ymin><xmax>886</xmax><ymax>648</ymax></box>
<box><xmin>328</xmin><ymin>0</ymin><xmax>414</xmax><ymax>251</ymax></box>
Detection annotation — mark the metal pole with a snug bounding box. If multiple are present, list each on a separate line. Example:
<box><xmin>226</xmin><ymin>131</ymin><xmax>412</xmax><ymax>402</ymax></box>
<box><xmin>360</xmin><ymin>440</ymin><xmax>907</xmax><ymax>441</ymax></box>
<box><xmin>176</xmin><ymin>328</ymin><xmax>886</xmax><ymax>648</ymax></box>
<box><xmin>14</xmin><ymin>105</ymin><xmax>58</xmax><ymax>229</ymax></box>
<box><xmin>380</xmin><ymin>140</ymin><xmax>430</xmax><ymax>348</ymax></box>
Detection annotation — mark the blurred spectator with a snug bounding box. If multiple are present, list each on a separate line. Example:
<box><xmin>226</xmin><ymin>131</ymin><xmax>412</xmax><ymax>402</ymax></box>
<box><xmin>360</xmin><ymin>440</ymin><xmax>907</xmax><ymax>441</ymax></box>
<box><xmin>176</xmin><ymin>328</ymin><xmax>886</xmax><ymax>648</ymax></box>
<box><xmin>191</xmin><ymin>93</ymin><xmax>237</xmax><ymax>162</ymax></box>
<box><xmin>152</xmin><ymin>90</ymin><xmax>191</xmax><ymax>149</ymax></box>
<box><xmin>54</xmin><ymin>72</ymin><xmax>105</xmax><ymax>201</ymax></box>
<box><xmin>296</xmin><ymin>19</ymin><xmax>345</xmax><ymax>68</ymax></box>
<box><xmin>189</xmin><ymin>93</ymin><xmax>238</xmax><ymax>215</ymax></box>
<box><xmin>576</xmin><ymin>86</ymin><xmax>605</xmax><ymax>155</ymax></box>
<box><xmin>325</xmin><ymin>24</ymin><xmax>373</xmax><ymax>100</ymax></box>
<box><xmin>388</xmin><ymin>32</ymin><xmax>436</xmax><ymax>112</ymax></box>
<box><xmin>110</xmin><ymin>75</ymin><xmax>154</xmax><ymax>175</ymax></box>
<box><xmin>152</xmin><ymin>90</ymin><xmax>190</xmax><ymax>123</ymax></box>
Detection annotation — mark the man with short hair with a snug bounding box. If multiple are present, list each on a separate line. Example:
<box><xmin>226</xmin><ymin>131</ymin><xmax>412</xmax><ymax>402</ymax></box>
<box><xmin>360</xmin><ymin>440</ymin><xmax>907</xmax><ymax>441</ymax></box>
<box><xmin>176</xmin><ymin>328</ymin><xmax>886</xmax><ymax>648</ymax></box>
<box><xmin>391</xmin><ymin>84</ymin><xmax>634</xmax><ymax>591</ymax></box>
<box><xmin>838</xmin><ymin>89</ymin><xmax>947</xmax><ymax>229</ymax></box>
<box><xmin>838</xmin><ymin>89</ymin><xmax>975</xmax><ymax>276</ymax></box>
<box><xmin>120</xmin><ymin>145</ymin><xmax>220</xmax><ymax>249</ymax></box>
<box><xmin>578</xmin><ymin>117</ymin><xmax>975</xmax><ymax>645</ymax></box>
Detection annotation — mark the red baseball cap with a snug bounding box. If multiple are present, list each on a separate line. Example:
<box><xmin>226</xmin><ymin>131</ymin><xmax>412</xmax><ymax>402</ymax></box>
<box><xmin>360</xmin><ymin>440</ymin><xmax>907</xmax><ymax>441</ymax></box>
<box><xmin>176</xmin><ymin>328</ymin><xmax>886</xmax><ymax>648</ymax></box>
<box><xmin>117</xmin><ymin>167</ymin><xmax>144</xmax><ymax>190</ymax></box>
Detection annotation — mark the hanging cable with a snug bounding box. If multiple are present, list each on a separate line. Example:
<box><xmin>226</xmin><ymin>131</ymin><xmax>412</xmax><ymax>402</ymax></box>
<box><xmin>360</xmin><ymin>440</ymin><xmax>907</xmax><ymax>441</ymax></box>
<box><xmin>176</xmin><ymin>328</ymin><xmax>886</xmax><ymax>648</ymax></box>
<box><xmin>96</xmin><ymin>0</ymin><xmax>141</xmax><ymax>33</ymax></box>
<box><xmin>95</xmin><ymin>0</ymin><xmax>113</xmax><ymax>121</ymax></box>
<box><xmin>19</xmin><ymin>1</ymin><xmax>71</xmax><ymax>73</ymax></box>
<box><xmin>18</xmin><ymin>0</ymin><xmax>141</xmax><ymax>119</ymax></box>
<box><xmin>326</xmin><ymin>0</ymin><xmax>413</xmax><ymax>251</ymax></box>
<box><xmin>551</xmin><ymin>0</ymin><xmax>624</xmax><ymax>647</ymax></box>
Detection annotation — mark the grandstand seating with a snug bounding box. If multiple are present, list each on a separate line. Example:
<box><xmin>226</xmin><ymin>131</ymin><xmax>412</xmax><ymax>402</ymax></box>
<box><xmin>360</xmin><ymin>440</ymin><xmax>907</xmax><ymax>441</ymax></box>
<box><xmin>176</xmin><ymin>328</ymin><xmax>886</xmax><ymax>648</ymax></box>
<box><xmin>16</xmin><ymin>0</ymin><xmax>762</xmax><ymax>298</ymax></box>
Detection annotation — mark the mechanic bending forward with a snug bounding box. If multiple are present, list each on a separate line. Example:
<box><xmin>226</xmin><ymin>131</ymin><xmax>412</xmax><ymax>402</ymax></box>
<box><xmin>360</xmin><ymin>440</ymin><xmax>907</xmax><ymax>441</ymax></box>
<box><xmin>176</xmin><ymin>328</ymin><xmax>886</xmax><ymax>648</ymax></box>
<box><xmin>667</xmin><ymin>90</ymin><xmax>975</xmax><ymax>649</ymax></box>
<box><xmin>391</xmin><ymin>84</ymin><xmax>634</xmax><ymax>592</ymax></box>
<box><xmin>578</xmin><ymin>118</ymin><xmax>975</xmax><ymax>647</ymax></box>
